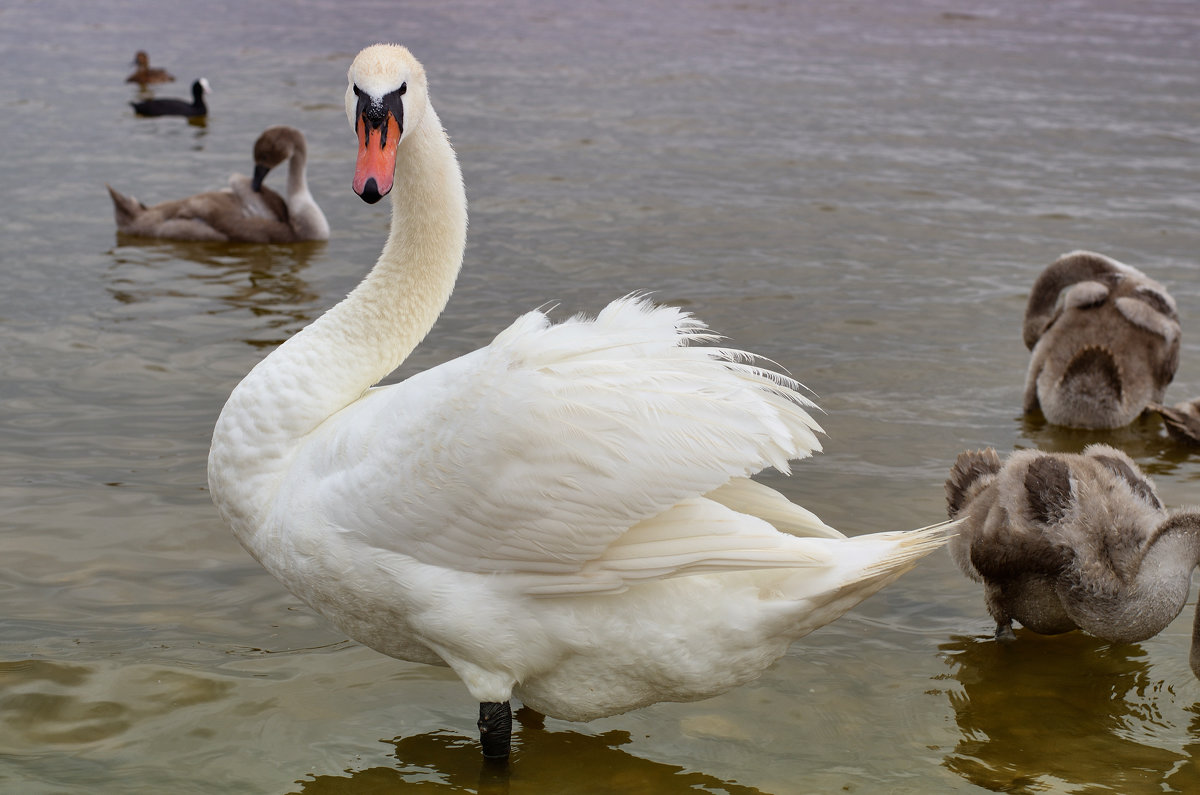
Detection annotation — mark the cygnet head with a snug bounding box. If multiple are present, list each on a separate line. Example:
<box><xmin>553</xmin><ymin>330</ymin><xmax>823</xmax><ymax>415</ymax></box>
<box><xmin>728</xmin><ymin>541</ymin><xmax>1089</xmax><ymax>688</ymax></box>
<box><xmin>250</xmin><ymin>125</ymin><xmax>302</xmax><ymax>192</ymax></box>
<box><xmin>344</xmin><ymin>44</ymin><xmax>429</xmax><ymax>204</ymax></box>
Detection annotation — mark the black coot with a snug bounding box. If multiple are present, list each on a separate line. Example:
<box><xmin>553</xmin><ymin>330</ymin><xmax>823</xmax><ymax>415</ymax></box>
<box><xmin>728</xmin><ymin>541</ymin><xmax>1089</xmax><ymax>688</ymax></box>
<box><xmin>131</xmin><ymin>78</ymin><xmax>209</xmax><ymax>117</ymax></box>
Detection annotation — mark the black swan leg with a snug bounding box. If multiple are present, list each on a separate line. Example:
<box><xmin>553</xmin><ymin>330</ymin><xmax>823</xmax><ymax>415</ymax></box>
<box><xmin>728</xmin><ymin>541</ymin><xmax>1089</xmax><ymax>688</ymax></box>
<box><xmin>478</xmin><ymin>701</ymin><xmax>512</xmax><ymax>759</ymax></box>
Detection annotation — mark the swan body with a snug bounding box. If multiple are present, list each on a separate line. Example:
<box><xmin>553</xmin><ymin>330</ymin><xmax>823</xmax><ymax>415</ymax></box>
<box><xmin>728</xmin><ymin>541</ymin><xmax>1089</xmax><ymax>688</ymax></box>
<box><xmin>1022</xmin><ymin>250</ymin><xmax>1180</xmax><ymax>429</ymax></box>
<box><xmin>108</xmin><ymin>126</ymin><xmax>328</xmax><ymax>243</ymax></box>
<box><xmin>946</xmin><ymin>444</ymin><xmax>1200</xmax><ymax>676</ymax></box>
<box><xmin>131</xmin><ymin>77</ymin><xmax>209</xmax><ymax>117</ymax></box>
<box><xmin>126</xmin><ymin>51</ymin><xmax>174</xmax><ymax>85</ymax></box>
<box><xmin>209</xmin><ymin>43</ymin><xmax>952</xmax><ymax>755</ymax></box>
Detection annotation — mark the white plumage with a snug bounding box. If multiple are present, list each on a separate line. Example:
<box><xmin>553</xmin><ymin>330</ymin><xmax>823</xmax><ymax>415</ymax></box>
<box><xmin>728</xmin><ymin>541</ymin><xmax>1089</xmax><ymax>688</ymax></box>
<box><xmin>208</xmin><ymin>43</ymin><xmax>951</xmax><ymax>752</ymax></box>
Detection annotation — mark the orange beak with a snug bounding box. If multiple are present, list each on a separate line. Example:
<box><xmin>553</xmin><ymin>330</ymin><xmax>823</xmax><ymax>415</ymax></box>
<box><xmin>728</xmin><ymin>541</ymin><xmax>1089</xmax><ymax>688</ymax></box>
<box><xmin>353</xmin><ymin>112</ymin><xmax>400</xmax><ymax>204</ymax></box>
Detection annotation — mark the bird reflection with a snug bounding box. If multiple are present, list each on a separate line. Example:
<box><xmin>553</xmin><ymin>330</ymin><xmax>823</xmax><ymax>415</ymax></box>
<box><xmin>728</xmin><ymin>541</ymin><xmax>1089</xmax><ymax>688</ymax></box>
<box><xmin>106</xmin><ymin>238</ymin><xmax>325</xmax><ymax>348</ymax></box>
<box><xmin>289</xmin><ymin>707</ymin><xmax>763</xmax><ymax>795</ymax></box>
<box><xmin>1017</xmin><ymin>411</ymin><xmax>1193</xmax><ymax>479</ymax></box>
<box><xmin>938</xmin><ymin>632</ymin><xmax>1185</xmax><ymax>793</ymax></box>
<box><xmin>1167</xmin><ymin>705</ymin><xmax>1200</xmax><ymax>791</ymax></box>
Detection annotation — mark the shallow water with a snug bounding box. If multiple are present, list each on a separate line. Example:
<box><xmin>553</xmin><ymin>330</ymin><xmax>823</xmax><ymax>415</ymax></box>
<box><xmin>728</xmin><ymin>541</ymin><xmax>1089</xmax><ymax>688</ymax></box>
<box><xmin>3</xmin><ymin>0</ymin><xmax>1200</xmax><ymax>792</ymax></box>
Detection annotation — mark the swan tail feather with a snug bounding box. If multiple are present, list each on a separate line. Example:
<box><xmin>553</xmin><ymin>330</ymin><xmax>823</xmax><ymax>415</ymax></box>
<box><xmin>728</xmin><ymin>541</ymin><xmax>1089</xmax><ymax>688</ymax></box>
<box><xmin>840</xmin><ymin>519</ymin><xmax>959</xmax><ymax>585</ymax></box>
<box><xmin>705</xmin><ymin>477</ymin><xmax>844</xmax><ymax>539</ymax></box>
<box><xmin>776</xmin><ymin>519</ymin><xmax>959</xmax><ymax>636</ymax></box>
<box><xmin>107</xmin><ymin>184</ymin><xmax>145</xmax><ymax>230</ymax></box>
<box><xmin>521</xmin><ymin>501</ymin><xmax>954</xmax><ymax>599</ymax></box>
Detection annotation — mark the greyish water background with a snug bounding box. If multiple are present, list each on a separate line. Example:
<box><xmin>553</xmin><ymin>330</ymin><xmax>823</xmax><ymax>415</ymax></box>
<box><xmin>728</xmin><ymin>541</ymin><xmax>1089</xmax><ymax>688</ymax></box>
<box><xmin>2</xmin><ymin>0</ymin><xmax>1199</xmax><ymax>792</ymax></box>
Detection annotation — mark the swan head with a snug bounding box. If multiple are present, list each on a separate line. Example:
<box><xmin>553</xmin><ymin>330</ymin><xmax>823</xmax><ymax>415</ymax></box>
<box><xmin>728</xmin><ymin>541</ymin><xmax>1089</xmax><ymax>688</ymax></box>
<box><xmin>345</xmin><ymin>44</ymin><xmax>429</xmax><ymax>204</ymax></box>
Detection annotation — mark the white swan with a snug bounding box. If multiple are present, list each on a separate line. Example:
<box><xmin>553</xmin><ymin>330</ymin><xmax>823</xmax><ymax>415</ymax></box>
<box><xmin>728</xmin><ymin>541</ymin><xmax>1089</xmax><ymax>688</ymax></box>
<box><xmin>208</xmin><ymin>43</ymin><xmax>953</xmax><ymax>759</ymax></box>
<box><xmin>109</xmin><ymin>126</ymin><xmax>329</xmax><ymax>243</ymax></box>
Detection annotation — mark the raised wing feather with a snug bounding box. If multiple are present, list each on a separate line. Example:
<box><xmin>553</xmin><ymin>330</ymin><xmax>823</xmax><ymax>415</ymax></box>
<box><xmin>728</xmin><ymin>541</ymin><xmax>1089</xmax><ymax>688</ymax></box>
<box><xmin>285</xmin><ymin>297</ymin><xmax>824</xmax><ymax>585</ymax></box>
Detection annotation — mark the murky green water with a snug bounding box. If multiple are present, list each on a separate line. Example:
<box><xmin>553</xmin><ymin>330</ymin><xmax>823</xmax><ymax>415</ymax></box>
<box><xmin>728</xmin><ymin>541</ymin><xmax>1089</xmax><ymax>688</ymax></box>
<box><xmin>3</xmin><ymin>0</ymin><xmax>1200</xmax><ymax>791</ymax></box>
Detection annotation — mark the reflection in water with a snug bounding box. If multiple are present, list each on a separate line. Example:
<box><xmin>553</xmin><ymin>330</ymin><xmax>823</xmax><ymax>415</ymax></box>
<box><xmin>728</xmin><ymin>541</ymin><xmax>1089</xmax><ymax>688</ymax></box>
<box><xmin>938</xmin><ymin>633</ymin><xmax>1191</xmax><ymax>793</ymax></box>
<box><xmin>292</xmin><ymin>708</ymin><xmax>762</xmax><ymax>795</ymax></box>
<box><xmin>1017</xmin><ymin>411</ymin><xmax>1195</xmax><ymax>480</ymax></box>
<box><xmin>3</xmin><ymin>0</ymin><xmax>1198</xmax><ymax>788</ymax></box>
<box><xmin>0</xmin><ymin>658</ymin><xmax>232</xmax><ymax>750</ymax></box>
<box><xmin>1172</xmin><ymin>706</ymin><xmax>1200</xmax><ymax>792</ymax></box>
<box><xmin>106</xmin><ymin>237</ymin><xmax>326</xmax><ymax>348</ymax></box>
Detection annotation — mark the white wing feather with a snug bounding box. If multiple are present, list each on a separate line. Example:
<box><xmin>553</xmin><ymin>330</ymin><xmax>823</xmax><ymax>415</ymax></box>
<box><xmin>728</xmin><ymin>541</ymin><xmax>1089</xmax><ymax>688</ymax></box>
<box><xmin>285</xmin><ymin>297</ymin><xmax>825</xmax><ymax>590</ymax></box>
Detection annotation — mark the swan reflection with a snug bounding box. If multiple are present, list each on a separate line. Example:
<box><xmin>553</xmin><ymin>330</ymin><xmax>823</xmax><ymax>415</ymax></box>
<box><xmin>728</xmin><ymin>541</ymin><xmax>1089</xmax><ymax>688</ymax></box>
<box><xmin>1017</xmin><ymin>412</ymin><xmax>1192</xmax><ymax>479</ymax></box>
<box><xmin>291</xmin><ymin>708</ymin><xmax>763</xmax><ymax>795</ymax></box>
<box><xmin>105</xmin><ymin>239</ymin><xmax>325</xmax><ymax>348</ymax></box>
<box><xmin>939</xmin><ymin>633</ymin><xmax>1187</xmax><ymax>793</ymax></box>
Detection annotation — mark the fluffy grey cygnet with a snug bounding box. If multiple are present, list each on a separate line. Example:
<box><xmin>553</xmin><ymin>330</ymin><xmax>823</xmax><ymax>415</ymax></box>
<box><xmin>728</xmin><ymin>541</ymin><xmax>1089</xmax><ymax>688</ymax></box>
<box><xmin>946</xmin><ymin>444</ymin><xmax>1200</xmax><ymax>677</ymax></box>
<box><xmin>1023</xmin><ymin>251</ymin><xmax>1179</xmax><ymax>429</ymax></box>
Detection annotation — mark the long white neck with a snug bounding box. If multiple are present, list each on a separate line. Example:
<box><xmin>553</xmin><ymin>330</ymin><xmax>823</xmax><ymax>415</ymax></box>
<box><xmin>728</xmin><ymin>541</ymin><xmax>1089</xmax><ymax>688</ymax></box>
<box><xmin>284</xmin><ymin>139</ymin><xmax>331</xmax><ymax>241</ymax></box>
<box><xmin>209</xmin><ymin>104</ymin><xmax>466</xmax><ymax>533</ymax></box>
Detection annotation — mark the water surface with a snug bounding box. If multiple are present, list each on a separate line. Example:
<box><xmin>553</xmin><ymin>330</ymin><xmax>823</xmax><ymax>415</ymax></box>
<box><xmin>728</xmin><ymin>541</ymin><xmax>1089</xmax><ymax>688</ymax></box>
<box><xmin>3</xmin><ymin>0</ymin><xmax>1200</xmax><ymax>792</ymax></box>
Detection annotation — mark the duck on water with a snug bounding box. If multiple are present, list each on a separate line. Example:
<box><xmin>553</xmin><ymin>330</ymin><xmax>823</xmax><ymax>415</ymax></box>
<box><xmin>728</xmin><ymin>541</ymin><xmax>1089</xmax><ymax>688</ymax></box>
<box><xmin>131</xmin><ymin>78</ymin><xmax>209</xmax><ymax>118</ymax></box>
<box><xmin>126</xmin><ymin>50</ymin><xmax>174</xmax><ymax>85</ymax></box>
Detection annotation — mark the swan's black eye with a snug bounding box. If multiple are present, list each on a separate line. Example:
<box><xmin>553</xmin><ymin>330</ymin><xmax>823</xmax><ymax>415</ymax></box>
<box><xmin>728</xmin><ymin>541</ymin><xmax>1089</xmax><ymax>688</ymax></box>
<box><xmin>398</xmin><ymin>82</ymin><xmax>407</xmax><ymax>96</ymax></box>
<box><xmin>353</xmin><ymin>84</ymin><xmax>364</xmax><ymax>98</ymax></box>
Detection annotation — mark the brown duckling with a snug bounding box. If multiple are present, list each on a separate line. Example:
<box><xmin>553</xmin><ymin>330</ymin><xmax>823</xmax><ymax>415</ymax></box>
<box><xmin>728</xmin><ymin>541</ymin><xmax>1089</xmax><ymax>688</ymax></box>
<box><xmin>126</xmin><ymin>51</ymin><xmax>174</xmax><ymax>85</ymax></box>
